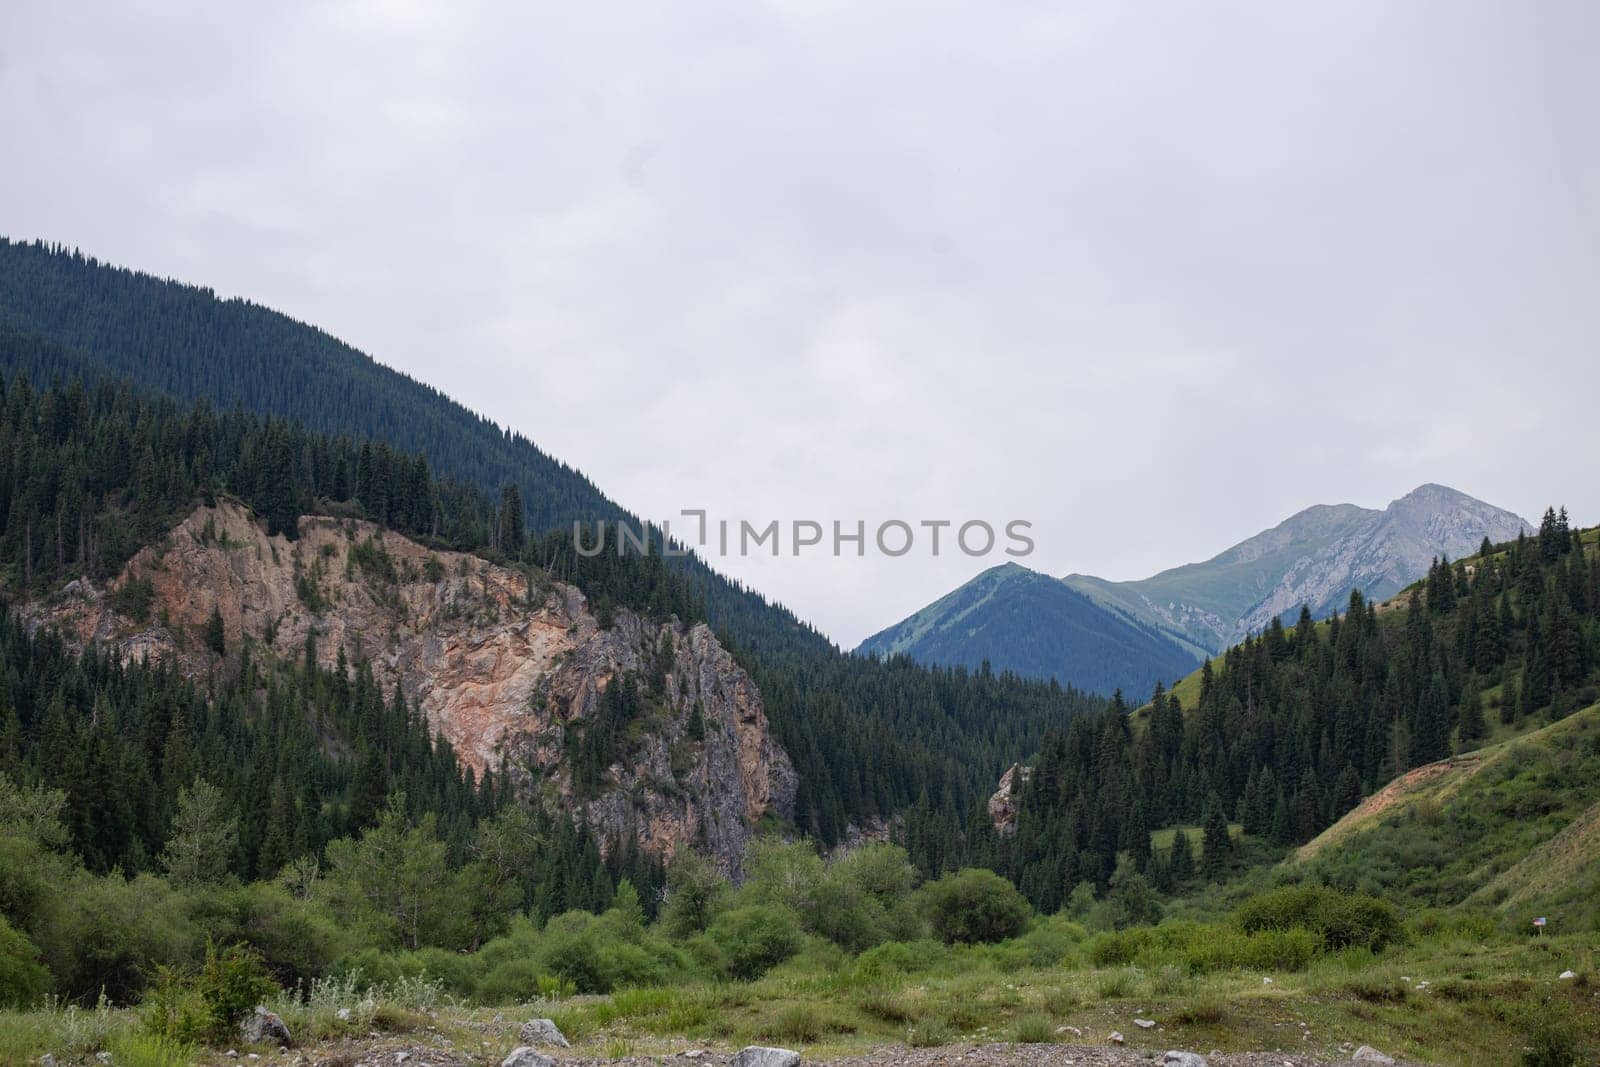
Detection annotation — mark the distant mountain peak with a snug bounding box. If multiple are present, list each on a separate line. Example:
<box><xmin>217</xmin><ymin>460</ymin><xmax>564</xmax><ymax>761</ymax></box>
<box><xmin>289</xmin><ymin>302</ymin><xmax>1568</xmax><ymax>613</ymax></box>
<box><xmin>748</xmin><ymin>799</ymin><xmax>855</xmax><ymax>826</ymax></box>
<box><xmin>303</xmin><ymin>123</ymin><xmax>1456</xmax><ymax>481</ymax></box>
<box><xmin>864</xmin><ymin>484</ymin><xmax>1532</xmax><ymax>696</ymax></box>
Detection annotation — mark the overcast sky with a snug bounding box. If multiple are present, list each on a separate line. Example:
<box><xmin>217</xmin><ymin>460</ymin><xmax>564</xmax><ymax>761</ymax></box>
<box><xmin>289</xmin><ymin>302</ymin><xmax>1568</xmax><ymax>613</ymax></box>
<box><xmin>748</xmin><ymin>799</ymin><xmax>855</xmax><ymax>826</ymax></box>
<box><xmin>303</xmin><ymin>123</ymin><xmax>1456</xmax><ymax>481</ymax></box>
<box><xmin>3</xmin><ymin>1</ymin><xmax>1597</xmax><ymax>646</ymax></box>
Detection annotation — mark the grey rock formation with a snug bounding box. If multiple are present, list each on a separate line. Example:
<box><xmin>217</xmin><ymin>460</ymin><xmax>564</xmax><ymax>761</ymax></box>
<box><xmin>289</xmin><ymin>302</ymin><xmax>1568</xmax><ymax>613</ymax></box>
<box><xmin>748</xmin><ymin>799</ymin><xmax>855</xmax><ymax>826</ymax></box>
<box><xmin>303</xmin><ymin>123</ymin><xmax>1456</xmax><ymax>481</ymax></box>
<box><xmin>730</xmin><ymin>1048</ymin><xmax>802</xmax><ymax>1067</ymax></box>
<box><xmin>499</xmin><ymin>1050</ymin><xmax>554</xmax><ymax>1067</ymax></box>
<box><xmin>239</xmin><ymin>1006</ymin><xmax>292</xmax><ymax>1046</ymax></box>
<box><xmin>1352</xmin><ymin>1046</ymin><xmax>1396</xmax><ymax>1065</ymax></box>
<box><xmin>1067</xmin><ymin>483</ymin><xmax>1531</xmax><ymax>655</ymax></box>
<box><xmin>515</xmin><ymin>1019</ymin><xmax>569</xmax><ymax>1048</ymax></box>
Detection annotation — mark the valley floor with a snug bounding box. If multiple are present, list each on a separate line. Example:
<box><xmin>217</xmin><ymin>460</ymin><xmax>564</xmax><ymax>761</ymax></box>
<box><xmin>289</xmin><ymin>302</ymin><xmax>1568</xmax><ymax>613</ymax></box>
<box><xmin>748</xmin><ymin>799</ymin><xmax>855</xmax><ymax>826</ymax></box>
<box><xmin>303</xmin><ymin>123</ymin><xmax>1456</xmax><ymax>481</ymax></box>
<box><xmin>8</xmin><ymin>934</ymin><xmax>1593</xmax><ymax>1067</ymax></box>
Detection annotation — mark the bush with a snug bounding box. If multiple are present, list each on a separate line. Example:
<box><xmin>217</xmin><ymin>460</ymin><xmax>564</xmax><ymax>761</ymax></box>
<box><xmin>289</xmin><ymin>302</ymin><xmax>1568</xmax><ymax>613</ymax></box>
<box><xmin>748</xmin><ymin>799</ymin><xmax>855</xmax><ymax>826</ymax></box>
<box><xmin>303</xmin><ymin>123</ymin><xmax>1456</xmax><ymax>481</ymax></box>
<box><xmin>853</xmin><ymin>939</ymin><xmax>946</xmax><ymax>979</ymax></box>
<box><xmin>143</xmin><ymin>941</ymin><xmax>279</xmax><ymax>1045</ymax></box>
<box><xmin>1087</xmin><ymin>921</ymin><xmax>1318</xmax><ymax>974</ymax></box>
<box><xmin>49</xmin><ymin>872</ymin><xmax>199</xmax><ymax>1003</ymax></box>
<box><xmin>707</xmin><ymin>905</ymin><xmax>802</xmax><ymax>981</ymax></box>
<box><xmin>1234</xmin><ymin>884</ymin><xmax>1402</xmax><ymax>953</ymax></box>
<box><xmin>0</xmin><ymin>915</ymin><xmax>50</xmax><ymax>1008</ymax></box>
<box><xmin>907</xmin><ymin>1018</ymin><xmax>954</xmax><ymax>1047</ymax></box>
<box><xmin>107</xmin><ymin>1032</ymin><xmax>196</xmax><ymax>1067</ymax></box>
<box><xmin>1521</xmin><ymin>1016</ymin><xmax>1582</xmax><ymax>1067</ymax></box>
<box><xmin>1012</xmin><ymin>1014</ymin><xmax>1055</xmax><ymax>1043</ymax></box>
<box><xmin>111</xmin><ymin>577</ymin><xmax>156</xmax><ymax>622</ymax></box>
<box><xmin>185</xmin><ymin>882</ymin><xmax>346</xmax><ymax>989</ymax></box>
<box><xmin>917</xmin><ymin>869</ymin><xmax>1032</xmax><ymax>945</ymax></box>
<box><xmin>1018</xmin><ymin>914</ymin><xmax>1087</xmax><ymax>967</ymax></box>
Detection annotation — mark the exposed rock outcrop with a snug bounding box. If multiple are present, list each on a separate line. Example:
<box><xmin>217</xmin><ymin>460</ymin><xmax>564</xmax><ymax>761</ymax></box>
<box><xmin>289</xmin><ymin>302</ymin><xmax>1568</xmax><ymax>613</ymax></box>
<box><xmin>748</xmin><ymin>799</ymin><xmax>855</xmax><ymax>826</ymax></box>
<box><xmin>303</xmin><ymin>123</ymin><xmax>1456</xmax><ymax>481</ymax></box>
<box><xmin>22</xmin><ymin>501</ymin><xmax>795</xmax><ymax>868</ymax></box>
<box><xmin>988</xmin><ymin>763</ymin><xmax>1031</xmax><ymax>835</ymax></box>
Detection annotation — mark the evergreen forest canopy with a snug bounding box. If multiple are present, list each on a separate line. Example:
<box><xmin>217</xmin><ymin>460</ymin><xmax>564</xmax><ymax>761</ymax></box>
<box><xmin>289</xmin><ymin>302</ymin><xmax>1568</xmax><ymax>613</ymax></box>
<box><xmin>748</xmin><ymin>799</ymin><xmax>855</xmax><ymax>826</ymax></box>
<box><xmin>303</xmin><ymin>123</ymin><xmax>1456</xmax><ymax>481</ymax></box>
<box><xmin>0</xmin><ymin>237</ymin><xmax>825</xmax><ymax>661</ymax></box>
<box><xmin>0</xmin><ymin>369</ymin><xmax>1102</xmax><ymax>867</ymax></box>
<box><xmin>991</xmin><ymin>509</ymin><xmax>1600</xmax><ymax>912</ymax></box>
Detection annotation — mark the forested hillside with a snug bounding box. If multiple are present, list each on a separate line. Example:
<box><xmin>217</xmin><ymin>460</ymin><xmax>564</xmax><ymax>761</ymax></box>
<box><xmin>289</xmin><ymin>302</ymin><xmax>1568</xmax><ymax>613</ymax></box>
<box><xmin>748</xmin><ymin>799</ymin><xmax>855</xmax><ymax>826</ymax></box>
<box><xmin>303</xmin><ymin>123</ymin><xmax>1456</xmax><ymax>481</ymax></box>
<box><xmin>856</xmin><ymin>562</ymin><xmax>1201</xmax><ymax>698</ymax></box>
<box><xmin>0</xmin><ymin>238</ymin><xmax>822</xmax><ymax>660</ymax></box>
<box><xmin>0</xmin><ymin>370</ymin><xmax>1102</xmax><ymax>863</ymax></box>
<box><xmin>988</xmin><ymin>513</ymin><xmax>1600</xmax><ymax>912</ymax></box>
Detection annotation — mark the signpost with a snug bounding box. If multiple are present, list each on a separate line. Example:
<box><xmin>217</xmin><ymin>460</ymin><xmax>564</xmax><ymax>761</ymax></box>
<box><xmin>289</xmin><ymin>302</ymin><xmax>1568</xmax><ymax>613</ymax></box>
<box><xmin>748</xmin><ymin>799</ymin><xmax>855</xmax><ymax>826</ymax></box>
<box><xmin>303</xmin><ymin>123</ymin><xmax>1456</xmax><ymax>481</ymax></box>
<box><xmin>1533</xmin><ymin>917</ymin><xmax>1547</xmax><ymax>936</ymax></box>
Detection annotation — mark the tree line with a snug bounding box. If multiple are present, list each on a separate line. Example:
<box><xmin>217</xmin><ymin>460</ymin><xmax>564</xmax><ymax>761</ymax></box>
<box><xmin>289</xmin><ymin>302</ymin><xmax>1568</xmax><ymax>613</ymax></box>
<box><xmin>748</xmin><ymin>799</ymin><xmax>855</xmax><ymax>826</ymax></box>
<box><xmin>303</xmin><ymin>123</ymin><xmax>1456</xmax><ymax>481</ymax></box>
<box><xmin>987</xmin><ymin>512</ymin><xmax>1598</xmax><ymax>912</ymax></box>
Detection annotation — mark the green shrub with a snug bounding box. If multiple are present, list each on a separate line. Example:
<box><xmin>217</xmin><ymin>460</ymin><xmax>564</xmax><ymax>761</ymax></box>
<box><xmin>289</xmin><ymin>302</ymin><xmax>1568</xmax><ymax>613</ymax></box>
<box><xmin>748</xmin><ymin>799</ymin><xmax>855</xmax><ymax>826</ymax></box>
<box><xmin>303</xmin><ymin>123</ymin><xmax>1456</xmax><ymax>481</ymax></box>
<box><xmin>107</xmin><ymin>1032</ymin><xmax>196</xmax><ymax>1067</ymax></box>
<box><xmin>0</xmin><ymin>915</ymin><xmax>50</xmax><ymax>1008</ymax></box>
<box><xmin>111</xmin><ymin>577</ymin><xmax>156</xmax><ymax>622</ymax></box>
<box><xmin>1087</xmin><ymin>926</ymin><xmax>1157</xmax><ymax>967</ymax></box>
<box><xmin>1521</xmin><ymin>1016</ymin><xmax>1582</xmax><ymax>1067</ymax></box>
<box><xmin>1234</xmin><ymin>884</ymin><xmax>1402</xmax><ymax>953</ymax></box>
<box><xmin>1018</xmin><ymin>914</ymin><xmax>1087</xmax><ymax>967</ymax></box>
<box><xmin>917</xmin><ymin>869</ymin><xmax>1032</xmax><ymax>945</ymax></box>
<box><xmin>854</xmin><ymin>939</ymin><xmax>946</xmax><ymax>979</ymax></box>
<box><xmin>51</xmin><ymin>872</ymin><xmax>200</xmax><ymax>1003</ymax></box>
<box><xmin>1095</xmin><ymin>968</ymin><xmax>1138</xmax><ymax>998</ymax></box>
<box><xmin>185</xmin><ymin>882</ymin><xmax>346</xmax><ymax>989</ymax></box>
<box><xmin>856</xmin><ymin>989</ymin><xmax>916</xmax><ymax>1024</ymax></box>
<box><xmin>1184</xmin><ymin>925</ymin><xmax>1318</xmax><ymax>973</ymax></box>
<box><xmin>907</xmin><ymin>1017</ymin><xmax>954</xmax><ymax>1047</ymax></box>
<box><xmin>1012</xmin><ymin>1014</ymin><xmax>1055</xmax><ymax>1043</ymax></box>
<box><xmin>143</xmin><ymin>941</ymin><xmax>279</xmax><ymax>1045</ymax></box>
<box><xmin>765</xmin><ymin>1004</ymin><xmax>826</xmax><ymax>1044</ymax></box>
<box><xmin>708</xmin><ymin>905</ymin><xmax>803</xmax><ymax>981</ymax></box>
<box><xmin>1088</xmin><ymin>921</ymin><xmax>1318</xmax><ymax>974</ymax></box>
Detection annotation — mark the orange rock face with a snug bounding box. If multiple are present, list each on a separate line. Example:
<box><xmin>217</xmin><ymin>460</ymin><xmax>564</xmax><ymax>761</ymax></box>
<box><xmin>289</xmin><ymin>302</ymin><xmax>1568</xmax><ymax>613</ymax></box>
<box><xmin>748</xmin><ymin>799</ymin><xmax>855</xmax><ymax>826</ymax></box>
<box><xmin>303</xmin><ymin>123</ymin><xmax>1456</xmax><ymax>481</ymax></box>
<box><xmin>25</xmin><ymin>501</ymin><xmax>795</xmax><ymax>867</ymax></box>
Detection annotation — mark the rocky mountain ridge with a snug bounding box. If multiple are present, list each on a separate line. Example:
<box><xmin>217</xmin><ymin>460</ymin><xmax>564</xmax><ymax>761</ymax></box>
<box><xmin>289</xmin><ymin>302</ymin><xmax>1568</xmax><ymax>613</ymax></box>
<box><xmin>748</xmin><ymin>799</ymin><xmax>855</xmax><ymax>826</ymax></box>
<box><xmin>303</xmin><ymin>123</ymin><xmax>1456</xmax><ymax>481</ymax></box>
<box><xmin>21</xmin><ymin>499</ymin><xmax>795</xmax><ymax>869</ymax></box>
<box><xmin>1065</xmin><ymin>483</ymin><xmax>1532</xmax><ymax>653</ymax></box>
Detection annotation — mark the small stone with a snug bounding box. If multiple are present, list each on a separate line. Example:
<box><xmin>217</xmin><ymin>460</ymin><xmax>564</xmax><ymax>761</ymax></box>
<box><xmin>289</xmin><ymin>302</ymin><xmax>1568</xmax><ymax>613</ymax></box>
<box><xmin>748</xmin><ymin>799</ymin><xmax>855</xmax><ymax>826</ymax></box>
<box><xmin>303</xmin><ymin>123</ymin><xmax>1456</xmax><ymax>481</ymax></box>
<box><xmin>1262</xmin><ymin>976</ymin><xmax>1273</xmax><ymax>984</ymax></box>
<box><xmin>730</xmin><ymin>1048</ymin><xmax>802</xmax><ymax>1067</ymax></box>
<box><xmin>516</xmin><ymin>1019</ymin><xmax>570</xmax><ymax>1048</ymax></box>
<box><xmin>492</xmin><ymin>1013</ymin><xmax>504</xmax><ymax>1024</ymax></box>
<box><xmin>226</xmin><ymin>1053</ymin><xmax>238</xmax><ymax>1060</ymax></box>
<box><xmin>1559</xmin><ymin>970</ymin><xmax>1577</xmax><ymax>979</ymax></box>
<box><xmin>95</xmin><ymin>1056</ymin><xmax>112</xmax><ymax>1065</ymax></box>
<box><xmin>1056</xmin><ymin>1025</ymin><xmax>1083</xmax><ymax>1035</ymax></box>
<box><xmin>1135</xmin><ymin>1018</ymin><xmax>1157</xmax><ymax>1029</ymax></box>
<box><xmin>499</xmin><ymin>1050</ymin><xmax>553</xmax><ymax>1067</ymax></box>
<box><xmin>40</xmin><ymin>1057</ymin><xmax>57</xmax><ymax>1067</ymax></box>
<box><xmin>1109</xmin><ymin>1031</ymin><xmax>1125</xmax><ymax>1044</ymax></box>
<box><xmin>1352</xmin><ymin>1047</ymin><xmax>1396</xmax><ymax>1065</ymax></box>
<box><xmin>240</xmin><ymin>1007</ymin><xmax>293</xmax><ymax>1047</ymax></box>
<box><xmin>395</xmin><ymin>1055</ymin><xmax>409</xmax><ymax>1064</ymax></box>
<box><xmin>683</xmin><ymin>1053</ymin><xmax>706</xmax><ymax>1060</ymax></box>
<box><xmin>1161</xmin><ymin>1054</ymin><xmax>1208</xmax><ymax>1067</ymax></box>
<box><xmin>335</xmin><ymin>1007</ymin><xmax>351</xmax><ymax>1021</ymax></box>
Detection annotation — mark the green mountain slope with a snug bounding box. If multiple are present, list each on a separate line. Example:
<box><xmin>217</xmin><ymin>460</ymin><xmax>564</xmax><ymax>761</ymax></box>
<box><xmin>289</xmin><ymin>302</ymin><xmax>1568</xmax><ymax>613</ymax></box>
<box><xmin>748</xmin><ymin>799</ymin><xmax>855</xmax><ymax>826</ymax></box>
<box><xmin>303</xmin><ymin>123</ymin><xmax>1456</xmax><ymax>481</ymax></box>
<box><xmin>856</xmin><ymin>563</ymin><xmax>1201</xmax><ymax>698</ymax></box>
<box><xmin>1293</xmin><ymin>701</ymin><xmax>1600</xmax><ymax>931</ymax></box>
<box><xmin>0</xmin><ymin>243</ymin><xmax>1108</xmax><ymax>859</ymax></box>
<box><xmin>0</xmin><ymin>237</ymin><xmax>823</xmax><ymax>659</ymax></box>
<box><xmin>986</xmin><ymin>515</ymin><xmax>1599</xmax><ymax>914</ymax></box>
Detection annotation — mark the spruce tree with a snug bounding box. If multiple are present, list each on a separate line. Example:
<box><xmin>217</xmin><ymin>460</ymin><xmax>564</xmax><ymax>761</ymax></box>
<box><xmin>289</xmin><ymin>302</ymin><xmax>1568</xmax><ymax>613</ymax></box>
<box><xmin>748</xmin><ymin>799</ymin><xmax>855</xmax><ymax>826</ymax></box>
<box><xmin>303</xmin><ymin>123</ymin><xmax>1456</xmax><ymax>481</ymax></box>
<box><xmin>1200</xmin><ymin>793</ymin><xmax>1231</xmax><ymax>879</ymax></box>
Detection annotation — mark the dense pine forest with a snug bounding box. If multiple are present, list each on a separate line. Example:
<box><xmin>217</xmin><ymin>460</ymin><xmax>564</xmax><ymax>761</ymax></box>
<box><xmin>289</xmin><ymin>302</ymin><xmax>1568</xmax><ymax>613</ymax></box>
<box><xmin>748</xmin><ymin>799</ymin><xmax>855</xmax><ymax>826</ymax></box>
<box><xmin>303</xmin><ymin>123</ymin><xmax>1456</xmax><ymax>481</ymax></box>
<box><xmin>0</xmin><ymin>370</ymin><xmax>1100</xmax><ymax>867</ymax></box>
<box><xmin>993</xmin><ymin>510</ymin><xmax>1600</xmax><ymax>912</ymax></box>
<box><xmin>0</xmin><ymin>238</ymin><xmax>826</xmax><ymax>661</ymax></box>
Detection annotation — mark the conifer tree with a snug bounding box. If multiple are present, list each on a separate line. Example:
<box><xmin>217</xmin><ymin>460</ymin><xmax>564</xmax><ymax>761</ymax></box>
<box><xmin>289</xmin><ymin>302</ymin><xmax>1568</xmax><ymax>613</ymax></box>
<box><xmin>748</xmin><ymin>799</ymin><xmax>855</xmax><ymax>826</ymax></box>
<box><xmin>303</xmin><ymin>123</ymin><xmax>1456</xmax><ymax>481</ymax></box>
<box><xmin>1200</xmin><ymin>793</ymin><xmax>1231</xmax><ymax>879</ymax></box>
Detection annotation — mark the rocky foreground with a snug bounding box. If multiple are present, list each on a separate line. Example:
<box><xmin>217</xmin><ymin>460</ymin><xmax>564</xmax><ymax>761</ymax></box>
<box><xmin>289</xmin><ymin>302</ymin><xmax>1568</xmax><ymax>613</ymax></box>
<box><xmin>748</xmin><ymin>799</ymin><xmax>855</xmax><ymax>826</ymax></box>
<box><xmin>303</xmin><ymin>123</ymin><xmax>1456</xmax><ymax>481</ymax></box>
<box><xmin>252</xmin><ymin>1014</ymin><xmax>1421</xmax><ymax>1067</ymax></box>
<box><xmin>282</xmin><ymin>1042</ymin><xmax>1420</xmax><ymax>1067</ymax></box>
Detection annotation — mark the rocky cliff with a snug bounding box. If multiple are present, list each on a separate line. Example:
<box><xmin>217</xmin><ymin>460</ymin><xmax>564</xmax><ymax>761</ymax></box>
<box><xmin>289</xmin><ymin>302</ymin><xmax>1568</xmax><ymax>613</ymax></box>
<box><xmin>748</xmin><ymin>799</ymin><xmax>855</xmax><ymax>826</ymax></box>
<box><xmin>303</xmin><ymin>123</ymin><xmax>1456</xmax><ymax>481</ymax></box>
<box><xmin>22</xmin><ymin>500</ymin><xmax>795</xmax><ymax>869</ymax></box>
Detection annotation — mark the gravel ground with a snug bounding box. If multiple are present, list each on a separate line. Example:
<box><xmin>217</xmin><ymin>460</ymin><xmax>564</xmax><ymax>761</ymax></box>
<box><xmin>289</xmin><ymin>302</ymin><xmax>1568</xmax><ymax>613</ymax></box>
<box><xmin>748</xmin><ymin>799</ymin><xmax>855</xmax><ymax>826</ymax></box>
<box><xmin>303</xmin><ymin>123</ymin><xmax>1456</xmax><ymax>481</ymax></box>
<box><xmin>308</xmin><ymin>1040</ymin><xmax>1427</xmax><ymax>1067</ymax></box>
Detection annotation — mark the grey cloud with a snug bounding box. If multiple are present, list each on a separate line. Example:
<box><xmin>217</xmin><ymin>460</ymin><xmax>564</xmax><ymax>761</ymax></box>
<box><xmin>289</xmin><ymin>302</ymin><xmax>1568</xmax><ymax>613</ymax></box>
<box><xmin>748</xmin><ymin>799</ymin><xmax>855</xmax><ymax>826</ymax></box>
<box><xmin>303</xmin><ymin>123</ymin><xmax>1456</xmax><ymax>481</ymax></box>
<box><xmin>1</xmin><ymin>0</ymin><xmax>1595</xmax><ymax>645</ymax></box>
